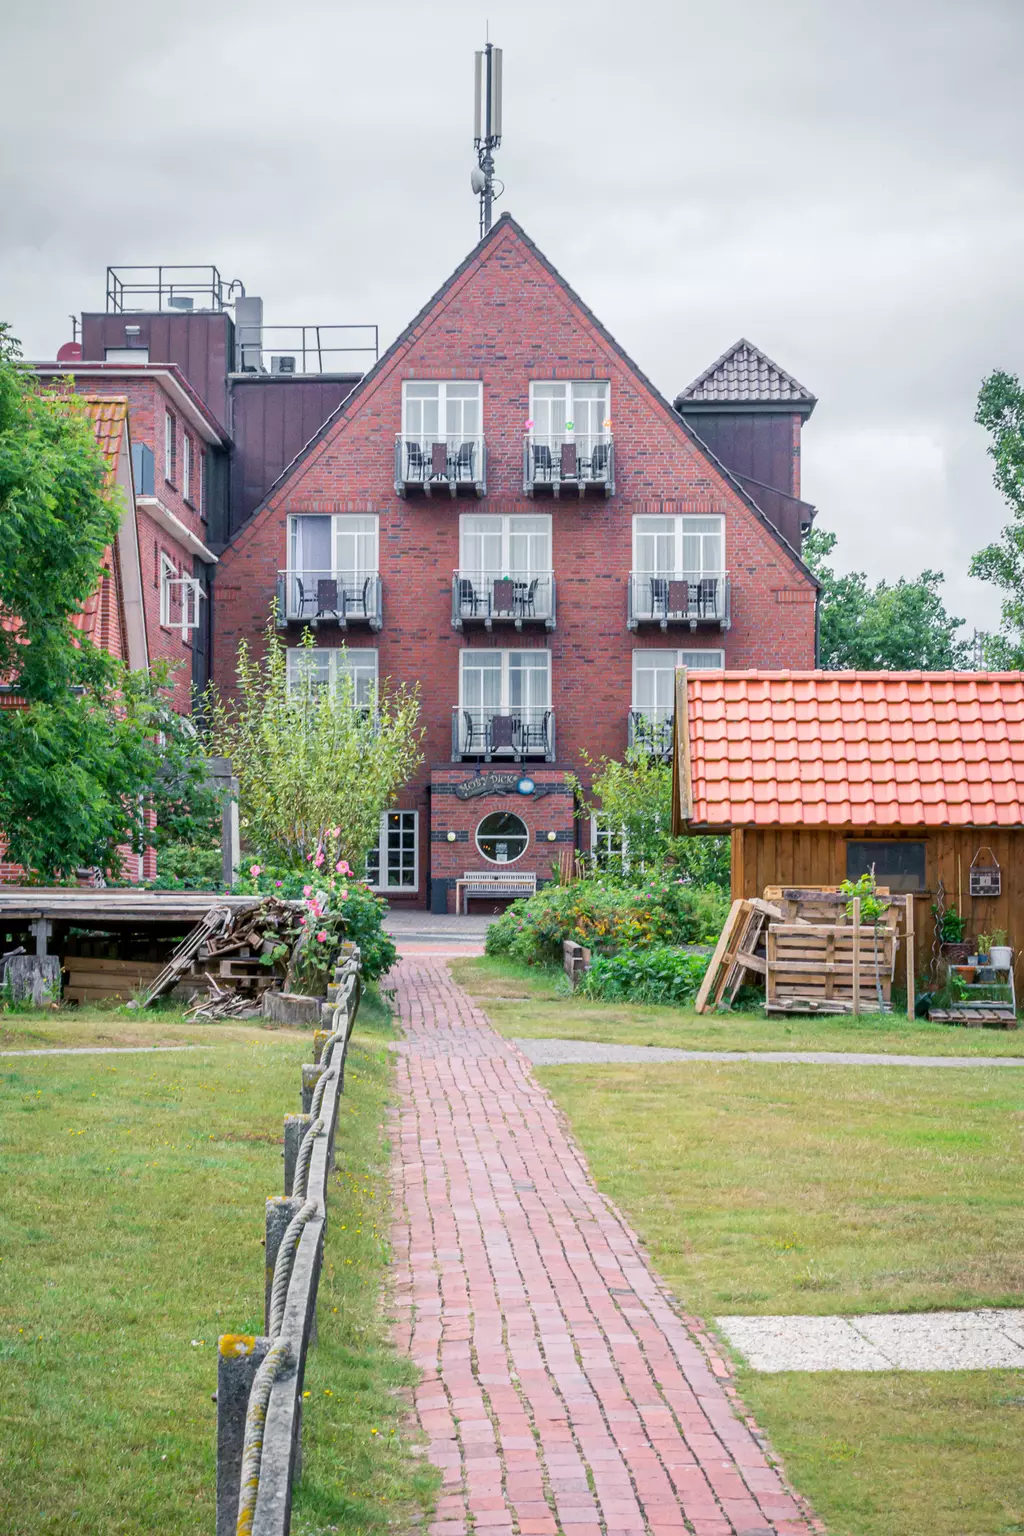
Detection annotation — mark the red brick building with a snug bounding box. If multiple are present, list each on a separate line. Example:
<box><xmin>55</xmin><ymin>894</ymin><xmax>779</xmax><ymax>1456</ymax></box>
<box><xmin>212</xmin><ymin>216</ymin><xmax>819</xmax><ymax>910</ymax></box>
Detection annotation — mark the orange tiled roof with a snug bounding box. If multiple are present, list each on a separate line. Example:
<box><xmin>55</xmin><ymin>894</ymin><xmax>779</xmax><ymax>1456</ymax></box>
<box><xmin>79</xmin><ymin>395</ymin><xmax>128</xmax><ymax>487</ymax></box>
<box><xmin>73</xmin><ymin>396</ymin><xmax>129</xmax><ymax>656</ymax></box>
<box><xmin>686</xmin><ymin>671</ymin><xmax>1024</xmax><ymax>828</ymax></box>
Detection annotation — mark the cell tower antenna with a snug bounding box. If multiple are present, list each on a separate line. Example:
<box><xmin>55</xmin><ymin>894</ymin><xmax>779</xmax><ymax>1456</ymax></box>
<box><xmin>472</xmin><ymin>41</ymin><xmax>503</xmax><ymax>239</ymax></box>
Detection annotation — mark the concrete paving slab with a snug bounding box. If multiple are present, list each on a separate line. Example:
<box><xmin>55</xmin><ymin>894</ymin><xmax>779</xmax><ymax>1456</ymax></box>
<box><xmin>515</xmin><ymin>1039</ymin><xmax>1024</xmax><ymax>1068</ymax></box>
<box><xmin>717</xmin><ymin>1310</ymin><xmax>1024</xmax><ymax>1371</ymax></box>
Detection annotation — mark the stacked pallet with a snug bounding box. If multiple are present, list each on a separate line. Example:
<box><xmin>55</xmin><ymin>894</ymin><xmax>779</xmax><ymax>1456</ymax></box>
<box><xmin>62</xmin><ymin>957</ymin><xmax>168</xmax><ymax>1006</ymax></box>
<box><xmin>764</xmin><ymin>921</ymin><xmax>897</xmax><ymax>1014</ymax></box>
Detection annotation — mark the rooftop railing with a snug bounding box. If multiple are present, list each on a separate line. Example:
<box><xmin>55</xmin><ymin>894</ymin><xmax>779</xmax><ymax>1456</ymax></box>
<box><xmin>236</xmin><ymin>324</ymin><xmax>378</xmax><ymax>376</ymax></box>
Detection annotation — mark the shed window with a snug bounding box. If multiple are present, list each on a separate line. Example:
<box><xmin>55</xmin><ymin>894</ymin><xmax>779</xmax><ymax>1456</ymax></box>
<box><xmin>845</xmin><ymin>841</ymin><xmax>926</xmax><ymax>893</ymax></box>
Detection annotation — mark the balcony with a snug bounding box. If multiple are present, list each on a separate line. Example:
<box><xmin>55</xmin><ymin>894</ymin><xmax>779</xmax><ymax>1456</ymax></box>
<box><xmin>275</xmin><ymin>570</ymin><xmax>382</xmax><ymax>630</ymax></box>
<box><xmin>395</xmin><ymin>434</ymin><xmax>486</xmax><ymax>497</ymax></box>
<box><xmin>628</xmin><ymin>709</ymin><xmax>674</xmax><ymax>762</ymax></box>
<box><xmin>451</xmin><ymin>706</ymin><xmax>556</xmax><ymax>763</ymax></box>
<box><xmin>523</xmin><ymin>433</ymin><xmax>614</xmax><ymax>498</ymax></box>
<box><xmin>627</xmin><ymin>571</ymin><xmax>730</xmax><ymax>631</ymax></box>
<box><xmin>452</xmin><ymin>570</ymin><xmax>556</xmax><ymax>631</ymax></box>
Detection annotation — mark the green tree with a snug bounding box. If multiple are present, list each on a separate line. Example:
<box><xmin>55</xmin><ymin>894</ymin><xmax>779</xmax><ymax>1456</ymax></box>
<box><xmin>0</xmin><ymin>325</ymin><xmax>217</xmax><ymax>880</ymax></box>
<box><xmin>969</xmin><ymin>369</ymin><xmax>1024</xmax><ymax>667</ymax></box>
<box><xmin>804</xmin><ymin>526</ymin><xmax>970</xmax><ymax>670</ymax></box>
<box><xmin>208</xmin><ymin>625</ymin><xmax>423</xmax><ymax>871</ymax></box>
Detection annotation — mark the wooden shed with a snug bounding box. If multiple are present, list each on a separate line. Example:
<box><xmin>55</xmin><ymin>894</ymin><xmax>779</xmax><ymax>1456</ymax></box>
<box><xmin>671</xmin><ymin>670</ymin><xmax>1024</xmax><ymax>988</ymax></box>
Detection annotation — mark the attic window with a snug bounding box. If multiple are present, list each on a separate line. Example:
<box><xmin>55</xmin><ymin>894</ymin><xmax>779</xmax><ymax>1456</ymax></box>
<box><xmin>846</xmin><ymin>840</ymin><xmax>926</xmax><ymax>893</ymax></box>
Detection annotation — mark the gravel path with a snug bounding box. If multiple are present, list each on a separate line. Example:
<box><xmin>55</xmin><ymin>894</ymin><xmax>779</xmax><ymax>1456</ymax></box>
<box><xmin>717</xmin><ymin>1311</ymin><xmax>1024</xmax><ymax>1372</ymax></box>
<box><xmin>514</xmin><ymin>1039</ymin><xmax>1024</xmax><ymax>1068</ymax></box>
<box><xmin>0</xmin><ymin>1044</ymin><xmax>196</xmax><ymax>1058</ymax></box>
<box><xmin>389</xmin><ymin>955</ymin><xmax>820</xmax><ymax>1536</ymax></box>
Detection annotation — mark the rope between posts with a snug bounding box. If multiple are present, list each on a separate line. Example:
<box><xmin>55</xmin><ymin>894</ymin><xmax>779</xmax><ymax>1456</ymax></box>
<box><xmin>235</xmin><ymin>1338</ymin><xmax>294</xmax><ymax>1536</ymax></box>
<box><xmin>309</xmin><ymin>1064</ymin><xmax>336</xmax><ymax>1121</ymax></box>
<box><xmin>291</xmin><ymin>1116</ymin><xmax>324</xmax><ymax>1200</ymax></box>
<box><xmin>268</xmin><ymin>1198</ymin><xmax>318</xmax><ymax>1338</ymax></box>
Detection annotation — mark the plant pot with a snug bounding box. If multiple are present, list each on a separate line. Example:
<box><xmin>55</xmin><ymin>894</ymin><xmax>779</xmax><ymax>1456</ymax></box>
<box><xmin>991</xmin><ymin>945</ymin><xmax>1013</xmax><ymax>970</ymax></box>
<box><xmin>953</xmin><ymin>965</ymin><xmax>976</xmax><ymax>984</ymax></box>
<box><xmin>941</xmin><ymin>942</ymin><xmax>970</xmax><ymax>965</ymax></box>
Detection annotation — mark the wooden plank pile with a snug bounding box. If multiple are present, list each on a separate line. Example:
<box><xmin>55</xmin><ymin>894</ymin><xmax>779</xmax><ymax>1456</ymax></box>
<box><xmin>694</xmin><ymin>897</ymin><xmax>782</xmax><ymax>1013</ymax></box>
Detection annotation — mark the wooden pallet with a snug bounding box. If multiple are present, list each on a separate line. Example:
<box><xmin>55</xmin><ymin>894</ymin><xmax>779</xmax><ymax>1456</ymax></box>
<box><xmin>765</xmin><ymin>922</ymin><xmax>897</xmax><ymax>1013</ymax></box>
<box><xmin>62</xmin><ymin>956</ymin><xmax>166</xmax><ymax>1003</ymax></box>
<box><xmin>929</xmin><ymin>1008</ymin><xmax>1018</xmax><ymax>1028</ymax></box>
<box><xmin>695</xmin><ymin>897</ymin><xmax>782</xmax><ymax>1014</ymax></box>
<box><xmin>763</xmin><ymin>886</ymin><xmax>892</xmax><ymax>923</ymax></box>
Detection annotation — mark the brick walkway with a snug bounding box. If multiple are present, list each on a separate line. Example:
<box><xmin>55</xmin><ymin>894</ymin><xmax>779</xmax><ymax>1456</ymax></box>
<box><xmin>388</xmin><ymin>957</ymin><xmax>819</xmax><ymax>1536</ymax></box>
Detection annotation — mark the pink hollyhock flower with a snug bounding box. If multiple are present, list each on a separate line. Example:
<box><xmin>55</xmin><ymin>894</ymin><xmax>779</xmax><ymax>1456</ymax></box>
<box><xmin>303</xmin><ymin>885</ymin><xmax>313</xmax><ymax>898</ymax></box>
<box><xmin>314</xmin><ymin>850</ymin><xmax>325</xmax><ymax>867</ymax></box>
<box><xmin>340</xmin><ymin>889</ymin><xmax>349</xmax><ymax>900</ymax></box>
<box><xmin>297</xmin><ymin>915</ymin><xmax>306</xmax><ymax>925</ymax></box>
<box><xmin>275</xmin><ymin>880</ymin><xmax>283</xmax><ymax>888</ymax></box>
<box><xmin>249</xmin><ymin>864</ymin><xmax>261</xmax><ymax>878</ymax></box>
<box><xmin>335</xmin><ymin>860</ymin><xmax>352</xmax><ymax>875</ymax></box>
<box><xmin>316</xmin><ymin>930</ymin><xmax>328</xmax><ymax>943</ymax></box>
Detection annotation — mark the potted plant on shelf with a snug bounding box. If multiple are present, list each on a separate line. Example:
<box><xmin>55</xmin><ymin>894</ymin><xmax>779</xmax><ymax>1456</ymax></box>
<box><xmin>990</xmin><ymin>929</ymin><xmax>1013</xmax><ymax>971</ymax></box>
<box><xmin>937</xmin><ymin>906</ymin><xmax>969</xmax><ymax>965</ymax></box>
<box><xmin>977</xmin><ymin>932</ymin><xmax>992</xmax><ymax>964</ymax></box>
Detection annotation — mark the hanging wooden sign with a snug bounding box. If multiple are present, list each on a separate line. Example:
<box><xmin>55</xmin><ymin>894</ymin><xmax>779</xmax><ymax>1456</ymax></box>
<box><xmin>969</xmin><ymin>847</ymin><xmax>1001</xmax><ymax>898</ymax></box>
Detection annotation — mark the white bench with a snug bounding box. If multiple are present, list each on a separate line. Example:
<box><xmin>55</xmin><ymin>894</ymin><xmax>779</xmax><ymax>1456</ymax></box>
<box><xmin>455</xmin><ymin>870</ymin><xmax>537</xmax><ymax>914</ymax></box>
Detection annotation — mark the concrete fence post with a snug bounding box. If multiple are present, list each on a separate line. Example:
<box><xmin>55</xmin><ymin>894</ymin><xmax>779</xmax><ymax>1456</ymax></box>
<box><xmin>301</xmin><ymin>1063</ymin><xmax>323</xmax><ymax>1114</ymax></box>
<box><xmin>216</xmin><ymin>1333</ymin><xmax>271</xmax><ymax>1536</ymax></box>
<box><xmin>265</xmin><ymin>1196</ymin><xmax>302</xmax><ymax>1331</ymax></box>
<box><xmin>283</xmin><ymin>1115</ymin><xmax>312</xmax><ymax>1196</ymax></box>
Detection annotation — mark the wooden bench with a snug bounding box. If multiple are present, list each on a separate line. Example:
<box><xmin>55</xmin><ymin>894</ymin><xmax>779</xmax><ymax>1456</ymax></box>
<box><xmin>455</xmin><ymin>870</ymin><xmax>537</xmax><ymax>915</ymax></box>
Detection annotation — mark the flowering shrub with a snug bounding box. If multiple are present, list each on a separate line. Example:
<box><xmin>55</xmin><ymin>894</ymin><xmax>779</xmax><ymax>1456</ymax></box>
<box><xmin>577</xmin><ymin>946</ymin><xmax>710</xmax><ymax>1006</ymax></box>
<box><xmin>485</xmin><ymin>876</ymin><xmax>727</xmax><ymax>966</ymax></box>
<box><xmin>233</xmin><ymin>828</ymin><xmax>397</xmax><ymax>982</ymax></box>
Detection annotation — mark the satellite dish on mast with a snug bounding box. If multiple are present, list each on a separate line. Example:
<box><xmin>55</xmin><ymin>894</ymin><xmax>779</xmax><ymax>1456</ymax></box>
<box><xmin>470</xmin><ymin>166</ymin><xmax>486</xmax><ymax>194</ymax></box>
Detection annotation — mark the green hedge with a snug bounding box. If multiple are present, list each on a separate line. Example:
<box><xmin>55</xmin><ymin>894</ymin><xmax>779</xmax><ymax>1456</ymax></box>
<box><xmin>577</xmin><ymin>946</ymin><xmax>710</xmax><ymax>1006</ymax></box>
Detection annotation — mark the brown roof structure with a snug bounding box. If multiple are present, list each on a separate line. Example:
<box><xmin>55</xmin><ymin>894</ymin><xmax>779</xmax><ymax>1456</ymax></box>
<box><xmin>676</xmin><ymin>339</ymin><xmax>816</xmax><ymax>412</ymax></box>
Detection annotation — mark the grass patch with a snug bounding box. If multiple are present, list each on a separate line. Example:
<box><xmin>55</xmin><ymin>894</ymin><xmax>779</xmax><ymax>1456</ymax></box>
<box><xmin>0</xmin><ymin>997</ymin><xmax>436</xmax><ymax>1536</ymax></box>
<box><xmin>536</xmin><ymin>1061</ymin><xmax>1024</xmax><ymax>1316</ymax></box>
<box><xmin>453</xmin><ymin>954</ymin><xmax>1024</xmax><ymax>1056</ymax></box>
<box><xmin>739</xmin><ymin>1371</ymin><xmax>1024</xmax><ymax>1536</ymax></box>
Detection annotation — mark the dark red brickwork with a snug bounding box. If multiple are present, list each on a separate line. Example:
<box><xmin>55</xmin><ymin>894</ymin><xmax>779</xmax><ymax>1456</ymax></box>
<box><xmin>429</xmin><ymin>766</ymin><xmax>576</xmax><ymax>913</ymax></box>
<box><xmin>212</xmin><ymin>216</ymin><xmax>816</xmax><ymax>905</ymax></box>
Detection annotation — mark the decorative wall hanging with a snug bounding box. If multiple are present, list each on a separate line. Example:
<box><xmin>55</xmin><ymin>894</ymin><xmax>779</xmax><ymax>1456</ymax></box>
<box><xmin>969</xmin><ymin>847</ymin><xmax>1001</xmax><ymax>898</ymax></box>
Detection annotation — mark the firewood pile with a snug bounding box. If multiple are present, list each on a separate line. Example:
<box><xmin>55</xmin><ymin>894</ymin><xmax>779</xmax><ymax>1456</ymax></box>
<box><xmin>135</xmin><ymin>897</ymin><xmax>301</xmax><ymax>1016</ymax></box>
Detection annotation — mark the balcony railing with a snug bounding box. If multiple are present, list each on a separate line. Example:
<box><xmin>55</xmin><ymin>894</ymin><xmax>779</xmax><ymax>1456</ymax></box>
<box><xmin>523</xmin><ymin>433</ymin><xmax>614</xmax><ymax>497</ymax></box>
<box><xmin>451</xmin><ymin>706</ymin><xmax>556</xmax><ymax>763</ymax></box>
<box><xmin>628</xmin><ymin>709</ymin><xmax>674</xmax><ymax>761</ymax></box>
<box><xmin>627</xmin><ymin>571</ymin><xmax>731</xmax><ymax>631</ymax></box>
<box><xmin>395</xmin><ymin>434</ymin><xmax>486</xmax><ymax>497</ymax></box>
<box><xmin>452</xmin><ymin>570</ymin><xmax>556</xmax><ymax>630</ymax></box>
<box><xmin>275</xmin><ymin>569</ymin><xmax>382</xmax><ymax>629</ymax></box>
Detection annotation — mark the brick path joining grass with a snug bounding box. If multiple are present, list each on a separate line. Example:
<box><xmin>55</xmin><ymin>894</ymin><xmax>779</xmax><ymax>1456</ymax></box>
<box><xmin>388</xmin><ymin>957</ymin><xmax>821</xmax><ymax>1536</ymax></box>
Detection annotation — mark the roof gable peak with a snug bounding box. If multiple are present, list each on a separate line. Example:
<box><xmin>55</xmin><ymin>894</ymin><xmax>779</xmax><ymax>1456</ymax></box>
<box><xmin>677</xmin><ymin>338</ymin><xmax>816</xmax><ymax>410</ymax></box>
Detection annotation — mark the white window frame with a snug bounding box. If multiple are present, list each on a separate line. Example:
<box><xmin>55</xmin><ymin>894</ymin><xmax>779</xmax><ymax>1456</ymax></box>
<box><xmin>164</xmin><ymin>410</ymin><xmax>175</xmax><ymax>484</ymax></box>
<box><xmin>285</xmin><ymin>646</ymin><xmax>379</xmax><ymax>707</ymax></box>
<box><xmin>287</xmin><ymin>515</ymin><xmax>379</xmax><ymax>578</ymax></box>
<box><xmin>632</xmin><ymin>514</ymin><xmax>725</xmax><ymax>577</ymax></box>
<box><xmin>364</xmin><ymin>809</ymin><xmax>419</xmax><ymax>892</ymax></box>
<box><xmin>590</xmin><ymin>815</ymin><xmax>629</xmax><ymax>873</ymax></box>
<box><xmin>402</xmin><ymin>380</ymin><xmax>482</xmax><ymax>439</ymax></box>
<box><xmin>159</xmin><ymin>552</ymin><xmax>203</xmax><ymax>637</ymax></box>
<box><xmin>475</xmin><ymin>810</ymin><xmax>530</xmax><ymax>866</ymax></box>
<box><xmin>459</xmin><ymin>513</ymin><xmax>551</xmax><ymax>578</ymax></box>
<box><xmin>458</xmin><ymin>649</ymin><xmax>551</xmax><ymax>714</ymax></box>
<box><xmin>528</xmin><ymin>380</ymin><xmax>610</xmax><ymax>439</ymax></box>
<box><xmin>182</xmin><ymin>433</ymin><xmax>192</xmax><ymax>503</ymax></box>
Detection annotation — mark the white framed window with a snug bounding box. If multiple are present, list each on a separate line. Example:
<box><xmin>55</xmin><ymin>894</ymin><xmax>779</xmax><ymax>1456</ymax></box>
<box><xmin>164</xmin><ymin>411</ymin><xmax>175</xmax><ymax>484</ymax></box>
<box><xmin>476</xmin><ymin>811</ymin><xmax>529</xmax><ymax>865</ymax></box>
<box><xmin>402</xmin><ymin>381</ymin><xmax>481</xmax><ymax>440</ymax></box>
<box><xmin>632</xmin><ymin>649</ymin><xmax>724</xmax><ymax>716</ymax></box>
<box><xmin>590</xmin><ymin>815</ymin><xmax>628</xmax><ymax>871</ymax></box>
<box><xmin>459</xmin><ymin>514</ymin><xmax>551</xmax><ymax>578</ymax></box>
<box><xmin>182</xmin><ymin>433</ymin><xmax>192</xmax><ymax>503</ymax></box>
<box><xmin>285</xmin><ymin>646</ymin><xmax>378</xmax><ymax>708</ymax></box>
<box><xmin>364</xmin><ymin>810</ymin><xmax>418</xmax><ymax>891</ymax></box>
<box><xmin>633</xmin><ymin>515</ymin><xmax>724</xmax><ymax>578</ymax></box>
<box><xmin>529</xmin><ymin>380</ymin><xmax>609</xmax><ymax>440</ymax></box>
<box><xmin>159</xmin><ymin>552</ymin><xmax>203</xmax><ymax>637</ymax></box>
<box><xmin>459</xmin><ymin>649</ymin><xmax>550</xmax><ymax>716</ymax></box>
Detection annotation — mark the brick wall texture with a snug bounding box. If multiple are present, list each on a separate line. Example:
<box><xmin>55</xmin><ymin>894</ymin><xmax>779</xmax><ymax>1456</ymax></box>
<box><xmin>212</xmin><ymin>216</ymin><xmax>816</xmax><ymax>905</ymax></box>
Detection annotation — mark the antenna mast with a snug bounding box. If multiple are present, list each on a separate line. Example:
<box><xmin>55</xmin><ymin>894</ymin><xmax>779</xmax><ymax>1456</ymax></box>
<box><xmin>472</xmin><ymin>42</ymin><xmax>503</xmax><ymax>238</ymax></box>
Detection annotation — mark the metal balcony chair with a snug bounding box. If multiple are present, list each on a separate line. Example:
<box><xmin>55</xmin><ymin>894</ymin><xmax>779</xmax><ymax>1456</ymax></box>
<box><xmin>291</xmin><ymin>576</ymin><xmax>319</xmax><ymax>620</ymax></box>
<box><xmin>531</xmin><ymin>442</ymin><xmax>554</xmax><ymax>483</ymax></box>
<box><xmin>517</xmin><ymin>577</ymin><xmax>539</xmax><ymax>618</ymax></box>
<box><xmin>590</xmin><ymin>440</ymin><xmax>611</xmax><ymax>481</ymax></box>
<box><xmin>459</xmin><ymin>578</ymin><xmax>488</xmax><ymax>618</ymax></box>
<box><xmin>649</xmin><ymin>576</ymin><xmax>669</xmax><ymax>619</ymax></box>
<box><xmin>453</xmin><ymin>440</ymin><xmax>475</xmax><ymax>481</ymax></box>
<box><xmin>404</xmin><ymin>440</ymin><xmax>428</xmax><ymax>482</ymax></box>
<box><xmin>462</xmin><ymin>710</ymin><xmax>490</xmax><ymax>756</ymax></box>
<box><xmin>343</xmin><ymin>575</ymin><xmax>372</xmax><ymax>620</ymax></box>
<box><xmin>519</xmin><ymin>709</ymin><xmax>551</xmax><ymax>757</ymax></box>
<box><xmin>697</xmin><ymin>576</ymin><xmax>719</xmax><ymax>618</ymax></box>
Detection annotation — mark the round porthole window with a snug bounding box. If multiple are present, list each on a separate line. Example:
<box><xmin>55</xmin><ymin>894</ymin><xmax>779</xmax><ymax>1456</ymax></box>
<box><xmin>476</xmin><ymin>811</ymin><xmax>529</xmax><ymax>865</ymax></box>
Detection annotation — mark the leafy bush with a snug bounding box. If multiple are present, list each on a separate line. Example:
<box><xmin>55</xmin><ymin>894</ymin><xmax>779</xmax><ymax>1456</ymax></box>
<box><xmin>485</xmin><ymin>875</ymin><xmax>728</xmax><ymax>966</ymax></box>
<box><xmin>145</xmin><ymin>840</ymin><xmax>223</xmax><ymax>890</ymax></box>
<box><xmin>578</xmin><ymin>946</ymin><xmax>709</xmax><ymax>1006</ymax></box>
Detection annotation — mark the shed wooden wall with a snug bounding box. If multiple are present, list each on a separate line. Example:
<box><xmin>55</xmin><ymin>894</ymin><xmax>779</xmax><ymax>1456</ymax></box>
<box><xmin>732</xmin><ymin>825</ymin><xmax>1024</xmax><ymax>989</ymax></box>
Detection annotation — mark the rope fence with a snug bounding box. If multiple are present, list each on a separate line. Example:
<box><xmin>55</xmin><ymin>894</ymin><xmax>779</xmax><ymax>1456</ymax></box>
<box><xmin>215</xmin><ymin>942</ymin><xmax>364</xmax><ymax>1536</ymax></box>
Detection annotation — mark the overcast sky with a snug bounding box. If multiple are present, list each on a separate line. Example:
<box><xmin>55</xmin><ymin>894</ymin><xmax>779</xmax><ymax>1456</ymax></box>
<box><xmin>2</xmin><ymin>0</ymin><xmax>1022</xmax><ymax>633</ymax></box>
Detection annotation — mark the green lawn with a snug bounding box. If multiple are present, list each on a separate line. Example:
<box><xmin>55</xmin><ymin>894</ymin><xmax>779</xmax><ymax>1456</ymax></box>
<box><xmin>532</xmin><ymin>1058</ymin><xmax>1024</xmax><ymax>1536</ymax></box>
<box><xmin>452</xmin><ymin>954</ymin><xmax>1024</xmax><ymax>1056</ymax></box>
<box><xmin>0</xmin><ymin>995</ymin><xmax>436</xmax><ymax>1536</ymax></box>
